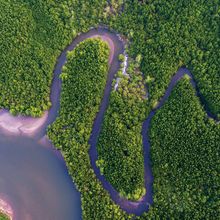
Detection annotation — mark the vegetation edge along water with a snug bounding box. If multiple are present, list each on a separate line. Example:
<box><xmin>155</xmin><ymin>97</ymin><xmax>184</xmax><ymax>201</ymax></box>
<box><xmin>0</xmin><ymin>213</ymin><xmax>10</xmax><ymax>220</ymax></box>
<box><xmin>138</xmin><ymin>76</ymin><xmax>219</xmax><ymax>219</ymax></box>
<box><xmin>1</xmin><ymin>1</ymin><xmax>219</xmax><ymax>219</ymax></box>
<box><xmin>1</xmin><ymin>1</ymin><xmax>219</xmax><ymax>118</ymax></box>
<box><xmin>96</xmin><ymin>54</ymin><xmax>147</xmax><ymax>201</ymax></box>
<box><xmin>0</xmin><ymin>24</ymin><xmax>219</xmax><ymax>218</ymax></box>
<box><xmin>47</xmin><ymin>27</ymin><xmax>218</xmax><ymax>218</ymax></box>
<box><xmin>48</xmin><ymin>36</ymin><xmax>134</xmax><ymax>219</ymax></box>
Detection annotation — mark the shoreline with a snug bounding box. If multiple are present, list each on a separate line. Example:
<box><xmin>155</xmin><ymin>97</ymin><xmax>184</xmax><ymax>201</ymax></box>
<box><xmin>0</xmin><ymin>110</ymin><xmax>48</xmax><ymax>137</ymax></box>
<box><xmin>0</xmin><ymin>27</ymin><xmax>219</xmax><ymax>217</ymax></box>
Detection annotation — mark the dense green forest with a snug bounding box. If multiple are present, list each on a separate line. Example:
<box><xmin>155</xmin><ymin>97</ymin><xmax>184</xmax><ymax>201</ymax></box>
<box><xmin>1</xmin><ymin>1</ymin><xmax>219</xmax><ymax>117</ymax></box>
<box><xmin>97</xmin><ymin>59</ymin><xmax>147</xmax><ymax>200</ymax></box>
<box><xmin>108</xmin><ymin>0</ymin><xmax>220</xmax><ymax>118</ymax></box>
<box><xmin>48</xmin><ymin>39</ymin><xmax>133</xmax><ymax>219</ymax></box>
<box><xmin>1</xmin><ymin>0</ymin><xmax>219</xmax><ymax>219</ymax></box>
<box><xmin>0</xmin><ymin>0</ymin><xmax>106</xmax><ymax>116</ymax></box>
<box><xmin>138</xmin><ymin>77</ymin><xmax>220</xmax><ymax>219</ymax></box>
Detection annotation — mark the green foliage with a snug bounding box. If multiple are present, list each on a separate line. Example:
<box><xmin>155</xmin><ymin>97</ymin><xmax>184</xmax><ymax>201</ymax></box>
<box><xmin>48</xmin><ymin>38</ymin><xmax>133</xmax><ymax>220</ymax></box>
<box><xmin>0</xmin><ymin>1</ymin><xmax>65</xmax><ymax>116</ymax></box>
<box><xmin>137</xmin><ymin>78</ymin><xmax>220</xmax><ymax>219</ymax></box>
<box><xmin>135</xmin><ymin>54</ymin><xmax>142</xmax><ymax>66</ymax></box>
<box><xmin>0</xmin><ymin>0</ymin><xmax>107</xmax><ymax>116</ymax></box>
<box><xmin>0</xmin><ymin>213</ymin><xmax>9</xmax><ymax>220</ymax></box>
<box><xmin>103</xmin><ymin>0</ymin><xmax>124</xmax><ymax>18</ymax></box>
<box><xmin>97</xmin><ymin>60</ymin><xmax>147</xmax><ymax>200</ymax></box>
<box><xmin>118</xmin><ymin>54</ymin><xmax>125</xmax><ymax>62</ymax></box>
<box><xmin>108</xmin><ymin>0</ymin><xmax>220</xmax><ymax>117</ymax></box>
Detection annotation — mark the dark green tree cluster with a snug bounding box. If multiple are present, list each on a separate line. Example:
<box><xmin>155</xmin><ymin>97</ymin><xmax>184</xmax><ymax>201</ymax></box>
<box><xmin>97</xmin><ymin>59</ymin><xmax>147</xmax><ymax>200</ymax></box>
<box><xmin>108</xmin><ymin>0</ymin><xmax>220</xmax><ymax>117</ymax></box>
<box><xmin>137</xmin><ymin>77</ymin><xmax>220</xmax><ymax>219</ymax></box>
<box><xmin>48</xmin><ymin>38</ymin><xmax>133</xmax><ymax>220</ymax></box>
<box><xmin>0</xmin><ymin>0</ymin><xmax>107</xmax><ymax>116</ymax></box>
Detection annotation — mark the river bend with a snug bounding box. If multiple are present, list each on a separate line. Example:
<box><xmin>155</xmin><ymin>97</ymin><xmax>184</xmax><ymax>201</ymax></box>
<box><xmin>0</xmin><ymin>27</ymin><xmax>219</xmax><ymax>219</ymax></box>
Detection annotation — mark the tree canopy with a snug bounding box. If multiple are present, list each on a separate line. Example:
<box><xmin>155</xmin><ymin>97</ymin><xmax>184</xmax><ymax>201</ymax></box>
<box><xmin>138</xmin><ymin>77</ymin><xmax>220</xmax><ymax>219</ymax></box>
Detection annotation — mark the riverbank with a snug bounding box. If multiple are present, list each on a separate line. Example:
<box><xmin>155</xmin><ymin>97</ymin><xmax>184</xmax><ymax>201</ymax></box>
<box><xmin>0</xmin><ymin>110</ymin><xmax>48</xmax><ymax>137</ymax></box>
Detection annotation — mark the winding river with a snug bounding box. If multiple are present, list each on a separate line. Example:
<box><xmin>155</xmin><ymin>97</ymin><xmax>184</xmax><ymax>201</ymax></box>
<box><xmin>0</xmin><ymin>27</ymin><xmax>219</xmax><ymax>219</ymax></box>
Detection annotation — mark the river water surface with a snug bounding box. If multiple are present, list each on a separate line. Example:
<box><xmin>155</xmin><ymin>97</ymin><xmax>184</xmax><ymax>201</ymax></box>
<box><xmin>0</xmin><ymin>135</ymin><xmax>82</xmax><ymax>220</ymax></box>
